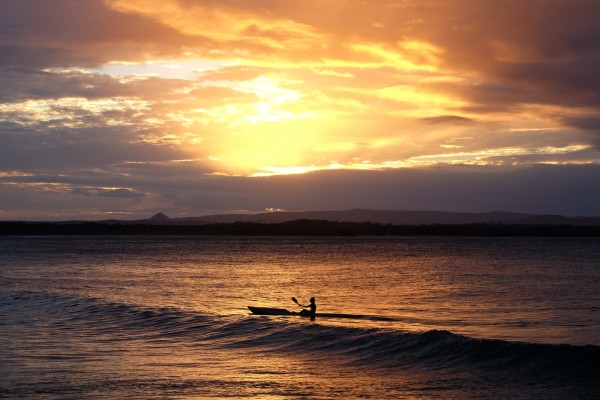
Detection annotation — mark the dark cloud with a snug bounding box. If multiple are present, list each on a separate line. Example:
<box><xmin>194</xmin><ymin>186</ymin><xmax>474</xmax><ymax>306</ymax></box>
<box><xmin>0</xmin><ymin>0</ymin><xmax>201</xmax><ymax>68</ymax></box>
<box><xmin>420</xmin><ymin>116</ymin><xmax>476</xmax><ymax>125</ymax></box>
<box><xmin>497</xmin><ymin>61</ymin><xmax>600</xmax><ymax>108</ymax></box>
<box><xmin>4</xmin><ymin>164</ymin><xmax>600</xmax><ymax>219</ymax></box>
<box><xmin>203</xmin><ymin>165</ymin><xmax>600</xmax><ymax>217</ymax></box>
<box><xmin>429</xmin><ymin>80</ymin><xmax>538</xmax><ymax>113</ymax></box>
<box><xmin>0</xmin><ymin>67</ymin><xmax>190</xmax><ymax>102</ymax></box>
<box><xmin>480</xmin><ymin>148</ymin><xmax>600</xmax><ymax>166</ymax></box>
<box><xmin>562</xmin><ymin>115</ymin><xmax>600</xmax><ymax>132</ymax></box>
<box><xmin>423</xmin><ymin>0</ymin><xmax>600</xmax><ymax>111</ymax></box>
<box><xmin>0</xmin><ymin>123</ymin><xmax>193</xmax><ymax>171</ymax></box>
<box><xmin>74</xmin><ymin>188</ymin><xmax>147</xmax><ymax>198</ymax></box>
<box><xmin>560</xmin><ymin>115</ymin><xmax>600</xmax><ymax>148</ymax></box>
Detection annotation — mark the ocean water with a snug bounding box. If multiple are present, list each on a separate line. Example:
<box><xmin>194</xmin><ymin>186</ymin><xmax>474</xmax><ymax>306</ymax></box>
<box><xmin>1</xmin><ymin>235</ymin><xmax>599</xmax><ymax>399</ymax></box>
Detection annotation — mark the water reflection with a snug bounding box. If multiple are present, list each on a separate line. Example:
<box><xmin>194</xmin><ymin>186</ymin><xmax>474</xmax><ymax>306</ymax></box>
<box><xmin>3</xmin><ymin>236</ymin><xmax>599</xmax><ymax>398</ymax></box>
<box><xmin>2</xmin><ymin>236</ymin><xmax>599</xmax><ymax>346</ymax></box>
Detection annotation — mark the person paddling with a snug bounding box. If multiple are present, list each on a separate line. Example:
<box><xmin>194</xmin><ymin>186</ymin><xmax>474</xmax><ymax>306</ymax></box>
<box><xmin>299</xmin><ymin>297</ymin><xmax>317</xmax><ymax>316</ymax></box>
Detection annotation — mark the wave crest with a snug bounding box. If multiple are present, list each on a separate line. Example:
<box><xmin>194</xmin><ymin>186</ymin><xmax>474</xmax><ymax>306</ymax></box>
<box><xmin>3</xmin><ymin>291</ymin><xmax>599</xmax><ymax>390</ymax></box>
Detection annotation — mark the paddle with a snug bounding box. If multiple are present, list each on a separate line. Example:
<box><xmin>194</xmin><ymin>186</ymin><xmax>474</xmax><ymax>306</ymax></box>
<box><xmin>291</xmin><ymin>297</ymin><xmax>307</xmax><ymax>310</ymax></box>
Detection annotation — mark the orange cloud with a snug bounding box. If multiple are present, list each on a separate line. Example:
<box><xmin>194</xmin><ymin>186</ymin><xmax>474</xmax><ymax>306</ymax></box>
<box><xmin>104</xmin><ymin>0</ymin><xmax>321</xmax><ymax>55</ymax></box>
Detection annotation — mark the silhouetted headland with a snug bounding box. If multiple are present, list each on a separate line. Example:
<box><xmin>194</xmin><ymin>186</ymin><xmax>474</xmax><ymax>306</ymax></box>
<box><xmin>117</xmin><ymin>209</ymin><xmax>600</xmax><ymax>226</ymax></box>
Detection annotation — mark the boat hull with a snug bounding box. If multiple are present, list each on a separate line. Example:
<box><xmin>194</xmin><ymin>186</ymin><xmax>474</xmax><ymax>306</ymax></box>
<box><xmin>247</xmin><ymin>306</ymin><xmax>371</xmax><ymax>320</ymax></box>
<box><xmin>247</xmin><ymin>306</ymin><xmax>295</xmax><ymax>315</ymax></box>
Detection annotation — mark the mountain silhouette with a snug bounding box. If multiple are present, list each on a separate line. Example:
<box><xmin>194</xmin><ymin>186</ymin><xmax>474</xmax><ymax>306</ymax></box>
<box><xmin>149</xmin><ymin>212</ymin><xmax>171</xmax><ymax>223</ymax></box>
<box><xmin>118</xmin><ymin>209</ymin><xmax>600</xmax><ymax>226</ymax></box>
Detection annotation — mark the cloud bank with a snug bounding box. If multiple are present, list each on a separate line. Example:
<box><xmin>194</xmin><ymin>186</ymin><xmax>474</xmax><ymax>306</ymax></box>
<box><xmin>1</xmin><ymin>0</ymin><xmax>599</xmax><ymax>219</ymax></box>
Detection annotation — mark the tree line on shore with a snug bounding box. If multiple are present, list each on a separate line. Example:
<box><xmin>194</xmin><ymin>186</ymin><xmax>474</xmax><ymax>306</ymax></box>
<box><xmin>1</xmin><ymin>219</ymin><xmax>600</xmax><ymax>236</ymax></box>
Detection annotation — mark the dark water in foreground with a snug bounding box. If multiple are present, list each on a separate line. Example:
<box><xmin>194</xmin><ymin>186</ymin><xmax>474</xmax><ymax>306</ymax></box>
<box><xmin>1</xmin><ymin>236</ymin><xmax>599</xmax><ymax>398</ymax></box>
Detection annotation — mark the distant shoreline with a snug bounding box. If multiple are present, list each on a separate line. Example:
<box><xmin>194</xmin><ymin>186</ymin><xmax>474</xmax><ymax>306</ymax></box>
<box><xmin>2</xmin><ymin>219</ymin><xmax>600</xmax><ymax>237</ymax></box>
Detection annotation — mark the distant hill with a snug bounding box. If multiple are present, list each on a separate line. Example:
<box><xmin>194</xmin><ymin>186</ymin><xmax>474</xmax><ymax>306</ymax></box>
<box><xmin>104</xmin><ymin>209</ymin><xmax>600</xmax><ymax>226</ymax></box>
<box><xmin>4</xmin><ymin>210</ymin><xmax>600</xmax><ymax>236</ymax></box>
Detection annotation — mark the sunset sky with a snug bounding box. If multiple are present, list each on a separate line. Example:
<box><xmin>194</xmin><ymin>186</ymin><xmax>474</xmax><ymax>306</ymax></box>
<box><xmin>1</xmin><ymin>0</ymin><xmax>600</xmax><ymax>220</ymax></box>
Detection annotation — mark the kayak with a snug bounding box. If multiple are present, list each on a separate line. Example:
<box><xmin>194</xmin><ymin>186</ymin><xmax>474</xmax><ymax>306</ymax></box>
<box><xmin>247</xmin><ymin>306</ymin><xmax>369</xmax><ymax>320</ymax></box>
<box><xmin>247</xmin><ymin>306</ymin><xmax>295</xmax><ymax>315</ymax></box>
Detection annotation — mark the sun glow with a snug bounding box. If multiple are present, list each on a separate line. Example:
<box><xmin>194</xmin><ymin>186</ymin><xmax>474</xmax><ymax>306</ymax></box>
<box><xmin>181</xmin><ymin>75</ymin><xmax>334</xmax><ymax>174</ymax></box>
<box><xmin>46</xmin><ymin>0</ymin><xmax>597</xmax><ymax>179</ymax></box>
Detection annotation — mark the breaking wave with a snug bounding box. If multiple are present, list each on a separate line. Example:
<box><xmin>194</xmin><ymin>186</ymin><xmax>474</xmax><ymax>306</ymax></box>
<box><xmin>3</xmin><ymin>291</ymin><xmax>599</xmax><ymax>394</ymax></box>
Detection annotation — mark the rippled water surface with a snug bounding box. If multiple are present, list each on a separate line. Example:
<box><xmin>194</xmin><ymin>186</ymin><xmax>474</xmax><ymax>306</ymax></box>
<box><xmin>1</xmin><ymin>236</ymin><xmax>599</xmax><ymax>398</ymax></box>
